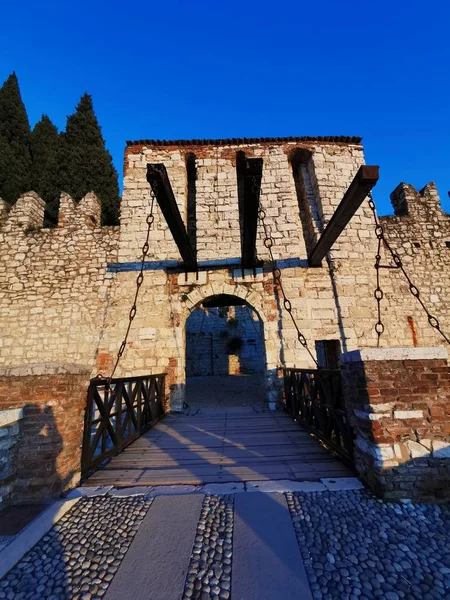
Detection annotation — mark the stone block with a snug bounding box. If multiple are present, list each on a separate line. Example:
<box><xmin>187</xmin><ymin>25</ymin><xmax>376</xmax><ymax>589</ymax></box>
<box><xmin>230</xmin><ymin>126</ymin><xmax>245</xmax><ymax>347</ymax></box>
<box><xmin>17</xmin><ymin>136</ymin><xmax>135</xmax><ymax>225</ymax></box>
<box><xmin>0</xmin><ymin>408</ymin><xmax>23</xmax><ymax>428</ymax></box>
<box><xmin>139</xmin><ymin>328</ymin><xmax>156</xmax><ymax>341</ymax></box>
<box><xmin>406</xmin><ymin>440</ymin><xmax>430</xmax><ymax>459</ymax></box>
<box><xmin>394</xmin><ymin>410</ymin><xmax>423</xmax><ymax>420</ymax></box>
<box><xmin>432</xmin><ymin>441</ymin><xmax>450</xmax><ymax>458</ymax></box>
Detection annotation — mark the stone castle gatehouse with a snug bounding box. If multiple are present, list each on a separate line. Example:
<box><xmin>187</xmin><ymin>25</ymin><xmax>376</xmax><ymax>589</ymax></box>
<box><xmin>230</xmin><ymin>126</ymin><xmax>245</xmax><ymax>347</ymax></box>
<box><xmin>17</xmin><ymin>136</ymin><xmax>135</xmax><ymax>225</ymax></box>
<box><xmin>1</xmin><ymin>136</ymin><xmax>450</xmax><ymax>503</ymax></box>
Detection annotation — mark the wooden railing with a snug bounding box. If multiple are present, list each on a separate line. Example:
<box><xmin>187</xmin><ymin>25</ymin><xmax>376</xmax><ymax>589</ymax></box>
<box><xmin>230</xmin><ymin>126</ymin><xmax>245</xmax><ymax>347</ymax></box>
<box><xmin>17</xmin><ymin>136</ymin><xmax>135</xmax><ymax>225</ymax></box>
<box><xmin>81</xmin><ymin>373</ymin><xmax>166</xmax><ymax>478</ymax></box>
<box><xmin>283</xmin><ymin>367</ymin><xmax>354</xmax><ymax>464</ymax></box>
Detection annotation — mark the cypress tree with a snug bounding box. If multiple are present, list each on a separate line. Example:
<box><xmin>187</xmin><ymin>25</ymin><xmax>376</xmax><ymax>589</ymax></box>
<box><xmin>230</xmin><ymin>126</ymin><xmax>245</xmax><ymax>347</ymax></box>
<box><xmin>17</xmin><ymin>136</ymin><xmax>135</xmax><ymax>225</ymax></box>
<box><xmin>0</xmin><ymin>72</ymin><xmax>32</xmax><ymax>204</ymax></box>
<box><xmin>30</xmin><ymin>115</ymin><xmax>61</xmax><ymax>226</ymax></box>
<box><xmin>60</xmin><ymin>94</ymin><xmax>120</xmax><ymax>225</ymax></box>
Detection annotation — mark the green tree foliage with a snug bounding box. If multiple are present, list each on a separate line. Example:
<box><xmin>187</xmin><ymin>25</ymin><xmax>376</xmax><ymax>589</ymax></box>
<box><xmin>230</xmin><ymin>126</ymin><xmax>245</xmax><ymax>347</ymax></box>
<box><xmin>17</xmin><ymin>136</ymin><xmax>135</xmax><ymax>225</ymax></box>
<box><xmin>60</xmin><ymin>94</ymin><xmax>120</xmax><ymax>225</ymax></box>
<box><xmin>0</xmin><ymin>73</ymin><xmax>32</xmax><ymax>203</ymax></box>
<box><xmin>30</xmin><ymin>115</ymin><xmax>61</xmax><ymax>226</ymax></box>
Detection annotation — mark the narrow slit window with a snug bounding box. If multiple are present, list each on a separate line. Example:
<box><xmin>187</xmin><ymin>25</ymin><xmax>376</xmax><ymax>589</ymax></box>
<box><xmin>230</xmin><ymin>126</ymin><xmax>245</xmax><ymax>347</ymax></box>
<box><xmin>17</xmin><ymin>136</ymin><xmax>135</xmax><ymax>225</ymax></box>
<box><xmin>186</xmin><ymin>153</ymin><xmax>197</xmax><ymax>256</ymax></box>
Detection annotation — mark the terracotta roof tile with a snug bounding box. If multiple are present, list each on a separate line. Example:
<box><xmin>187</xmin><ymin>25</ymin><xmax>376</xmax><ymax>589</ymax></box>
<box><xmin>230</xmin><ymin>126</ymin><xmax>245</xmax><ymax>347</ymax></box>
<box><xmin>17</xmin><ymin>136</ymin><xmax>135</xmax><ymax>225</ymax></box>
<box><xmin>126</xmin><ymin>135</ymin><xmax>362</xmax><ymax>147</ymax></box>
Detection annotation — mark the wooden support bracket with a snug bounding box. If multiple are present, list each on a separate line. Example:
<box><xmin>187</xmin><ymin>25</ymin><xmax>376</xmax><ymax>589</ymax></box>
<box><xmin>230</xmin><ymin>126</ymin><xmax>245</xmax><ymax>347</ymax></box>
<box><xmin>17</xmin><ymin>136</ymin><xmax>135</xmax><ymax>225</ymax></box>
<box><xmin>308</xmin><ymin>165</ymin><xmax>379</xmax><ymax>267</ymax></box>
<box><xmin>147</xmin><ymin>164</ymin><xmax>197</xmax><ymax>272</ymax></box>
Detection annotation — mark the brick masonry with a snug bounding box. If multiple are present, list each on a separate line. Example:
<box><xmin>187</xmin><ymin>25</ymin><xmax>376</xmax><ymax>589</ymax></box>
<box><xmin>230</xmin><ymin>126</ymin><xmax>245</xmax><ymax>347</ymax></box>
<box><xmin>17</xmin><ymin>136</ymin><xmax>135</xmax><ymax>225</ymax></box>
<box><xmin>0</xmin><ymin>363</ymin><xmax>91</xmax><ymax>503</ymax></box>
<box><xmin>341</xmin><ymin>347</ymin><xmax>450</xmax><ymax>501</ymax></box>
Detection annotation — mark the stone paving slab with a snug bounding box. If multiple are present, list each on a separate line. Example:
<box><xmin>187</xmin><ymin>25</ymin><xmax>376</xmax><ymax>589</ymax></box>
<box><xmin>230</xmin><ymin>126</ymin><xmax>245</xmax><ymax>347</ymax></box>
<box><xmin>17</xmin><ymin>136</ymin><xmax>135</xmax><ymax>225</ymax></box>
<box><xmin>232</xmin><ymin>492</ymin><xmax>313</xmax><ymax>600</ymax></box>
<box><xmin>321</xmin><ymin>477</ymin><xmax>365</xmax><ymax>491</ymax></box>
<box><xmin>245</xmin><ymin>480</ymin><xmax>327</xmax><ymax>493</ymax></box>
<box><xmin>104</xmin><ymin>495</ymin><xmax>203</xmax><ymax>600</ymax></box>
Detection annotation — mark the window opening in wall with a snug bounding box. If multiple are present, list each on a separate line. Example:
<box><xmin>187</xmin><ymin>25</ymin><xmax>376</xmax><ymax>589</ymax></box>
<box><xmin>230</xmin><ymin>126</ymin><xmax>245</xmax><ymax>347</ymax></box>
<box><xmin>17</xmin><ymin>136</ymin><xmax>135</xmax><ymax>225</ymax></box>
<box><xmin>185</xmin><ymin>295</ymin><xmax>267</xmax><ymax>409</ymax></box>
<box><xmin>413</xmin><ymin>242</ymin><xmax>421</xmax><ymax>248</ymax></box>
<box><xmin>236</xmin><ymin>151</ymin><xmax>263</xmax><ymax>268</ymax></box>
<box><xmin>236</xmin><ymin>151</ymin><xmax>246</xmax><ymax>246</ymax></box>
<box><xmin>446</xmin><ymin>241</ymin><xmax>450</xmax><ymax>249</ymax></box>
<box><xmin>315</xmin><ymin>340</ymin><xmax>341</xmax><ymax>368</ymax></box>
<box><xmin>290</xmin><ymin>148</ymin><xmax>317</xmax><ymax>255</ymax></box>
<box><xmin>186</xmin><ymin>153</ymin><xmax>197</xmax><ymax>256</ymax></box>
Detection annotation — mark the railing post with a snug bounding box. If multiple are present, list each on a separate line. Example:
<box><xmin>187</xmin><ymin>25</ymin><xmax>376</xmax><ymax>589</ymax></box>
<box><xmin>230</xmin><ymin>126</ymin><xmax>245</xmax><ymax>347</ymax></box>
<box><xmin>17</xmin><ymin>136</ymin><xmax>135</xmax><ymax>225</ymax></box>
<box><xmin>81</xmin><ymin>373</ymin><xmax>167</xmax><ymax>480</ymax></box>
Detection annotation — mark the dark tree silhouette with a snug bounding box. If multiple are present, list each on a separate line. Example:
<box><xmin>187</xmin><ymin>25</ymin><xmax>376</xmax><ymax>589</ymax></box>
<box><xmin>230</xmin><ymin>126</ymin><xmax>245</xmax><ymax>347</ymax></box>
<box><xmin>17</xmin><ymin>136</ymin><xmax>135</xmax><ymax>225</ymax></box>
<box><xmin>60</xmin><ymin>94</ymin><xmax>120</xmax><ymax>225</ymax></box>
<box><xmin>0</xmin><ymin>73</ymin><xmax>32</xmax><ymax>203</ymax></box>
<box><xmin>30</xmin><ymin>115</ymin><xmax>61</xmax><ymax>226</ymax></box>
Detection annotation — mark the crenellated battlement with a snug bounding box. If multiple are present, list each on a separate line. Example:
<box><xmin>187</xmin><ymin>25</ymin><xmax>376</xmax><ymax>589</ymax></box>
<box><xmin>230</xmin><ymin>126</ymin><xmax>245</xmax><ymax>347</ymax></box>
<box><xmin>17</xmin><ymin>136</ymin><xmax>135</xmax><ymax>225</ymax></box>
<box><xmin>389</xmin><ymin>181</ymin><xmax>444</xmax><ymax>219</ymax></box>
<box><xmin>0</xmin><ymin>190</ymin><xmax>109</xmax><ymax>233</ymax></box>
<box><xmin>380</xmin><ymin>183</ymin><xmax>450</xmax><ymax>243</ymax></box>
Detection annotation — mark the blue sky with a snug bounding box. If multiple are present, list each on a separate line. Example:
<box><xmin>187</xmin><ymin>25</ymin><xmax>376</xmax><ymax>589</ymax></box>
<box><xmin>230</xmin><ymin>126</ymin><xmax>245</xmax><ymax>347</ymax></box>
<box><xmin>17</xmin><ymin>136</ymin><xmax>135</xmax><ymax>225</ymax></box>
<box><xmin>1</xmin><ymin>0</ymin><xmax>449</xmax><ymax>215</ymax></box>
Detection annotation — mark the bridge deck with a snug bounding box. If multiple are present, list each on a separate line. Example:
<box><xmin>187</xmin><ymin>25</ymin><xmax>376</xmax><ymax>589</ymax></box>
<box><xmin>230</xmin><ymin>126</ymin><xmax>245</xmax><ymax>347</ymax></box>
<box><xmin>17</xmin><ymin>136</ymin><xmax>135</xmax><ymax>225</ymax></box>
<box><xmin>84</xmin><ymin>408</ymin><xmax>353</xmax><ymax>487</ymax></box>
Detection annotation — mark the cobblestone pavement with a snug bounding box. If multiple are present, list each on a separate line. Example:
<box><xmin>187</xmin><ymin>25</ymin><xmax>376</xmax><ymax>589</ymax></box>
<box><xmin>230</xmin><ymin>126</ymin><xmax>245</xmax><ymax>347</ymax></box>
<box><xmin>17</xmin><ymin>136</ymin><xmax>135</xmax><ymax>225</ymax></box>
<box><xmin>1</xmin><ymin>488</ymin><xmax>450</xmax><ymax>599</ymax></box>
<box><xmin>0</xmin><ymin>496</ymin><xmax>152</xmax><ymax>600</ymax></box>
<box><xmin>287</xmin><ymin>490</ymin><xmax>450</xmax><ymax>600</ymax></box>
<box><xmin>182</xmin><ymin>495</ymin><xmax>233</xmax><ymax>600</ymax></box>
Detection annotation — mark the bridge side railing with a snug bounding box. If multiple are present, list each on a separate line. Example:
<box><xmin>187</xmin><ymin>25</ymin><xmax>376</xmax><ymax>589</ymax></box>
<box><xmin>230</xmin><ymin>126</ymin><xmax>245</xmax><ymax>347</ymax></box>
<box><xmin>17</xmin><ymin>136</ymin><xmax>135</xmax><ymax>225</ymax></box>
<box><xmin>283</xmin><ymin>367</ymin><xmax>354</xmax><ymax>465</ymax></box>
<box><xmin>81</xmin><ymin>373</ymin><xmax>166</xmax><ymax>479</ymax></box>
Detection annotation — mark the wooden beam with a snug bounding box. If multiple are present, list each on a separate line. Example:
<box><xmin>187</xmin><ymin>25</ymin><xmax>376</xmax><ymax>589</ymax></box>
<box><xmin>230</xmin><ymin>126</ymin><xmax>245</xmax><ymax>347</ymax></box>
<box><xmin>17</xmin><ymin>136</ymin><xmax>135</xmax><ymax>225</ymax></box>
<box><xmin>241</xmin><ymin>158</ymin><xmax>263</xmax><ymax>268</ymax></box>
<box><xmin>147</xmin><ymin>164</ymin><xmax>197</xmax><ymax>271</ymax></box>
<box><xmin>308</xmin><ymin>165</ymin><xmax>379</xmax><ymax>267</ymax></box>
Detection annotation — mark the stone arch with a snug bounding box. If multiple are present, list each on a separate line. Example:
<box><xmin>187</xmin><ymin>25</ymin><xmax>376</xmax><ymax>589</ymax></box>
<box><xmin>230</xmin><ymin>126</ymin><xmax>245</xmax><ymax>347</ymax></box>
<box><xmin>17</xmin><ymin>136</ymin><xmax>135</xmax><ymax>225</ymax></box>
<box><xmin>181</xmin><ymin>281</ymin><xmax>267</xmax><ymax>327</ymax></box>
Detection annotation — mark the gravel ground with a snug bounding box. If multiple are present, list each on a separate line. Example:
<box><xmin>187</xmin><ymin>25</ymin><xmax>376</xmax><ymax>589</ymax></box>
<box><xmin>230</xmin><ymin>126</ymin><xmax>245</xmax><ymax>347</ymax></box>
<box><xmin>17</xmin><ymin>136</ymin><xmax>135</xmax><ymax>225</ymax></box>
<box><xmin>287</xmin><ymin>490</ymin><xmax>450</xmax><ymax>600</ymax></box>
<box><xmin>182</xmin><ymin>494</ymin><xmax>234</xmax><ymax>600</ymax></box>
<box><xmin>0</xmin><ymin>496</ymin><xmax>152</xmax><ymax>600</ymax></box>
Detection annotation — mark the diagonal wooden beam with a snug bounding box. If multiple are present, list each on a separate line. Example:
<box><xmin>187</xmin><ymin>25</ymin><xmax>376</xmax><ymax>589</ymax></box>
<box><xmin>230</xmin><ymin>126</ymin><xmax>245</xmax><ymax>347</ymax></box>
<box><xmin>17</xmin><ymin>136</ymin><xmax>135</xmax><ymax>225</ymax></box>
<box><xmin>308</xmin><ymin>165</ymin><xmax>379</xmax><ymax>267</ymax></box>
<box><xmin>147</xmin><ymin>163</ymin><xmax>197</xmax><ymax>271</ymax></box>
<box><xmin>241</xmin><ymin>158</ymin><xmax>263</xmax><ymax>268</ymax></box>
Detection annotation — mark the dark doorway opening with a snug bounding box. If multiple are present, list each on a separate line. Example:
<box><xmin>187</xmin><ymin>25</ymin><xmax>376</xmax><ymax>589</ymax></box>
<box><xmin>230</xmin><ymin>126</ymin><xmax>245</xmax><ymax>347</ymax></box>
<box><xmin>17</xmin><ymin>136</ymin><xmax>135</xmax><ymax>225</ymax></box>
<box><xmin>185</xmin><ymin>295</ymin><xmax>267</xmax><ymax>409</ymax></box>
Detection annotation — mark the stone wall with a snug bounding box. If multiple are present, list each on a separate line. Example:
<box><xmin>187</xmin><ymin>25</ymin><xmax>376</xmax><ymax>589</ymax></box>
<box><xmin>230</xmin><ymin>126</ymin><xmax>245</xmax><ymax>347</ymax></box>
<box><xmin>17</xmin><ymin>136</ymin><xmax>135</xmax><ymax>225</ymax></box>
<box><xmin>379</xmin><ymin>183</ymin><xmax>450</xmax><ymax>347</ymax></box>
<box><xmin>0</xmin><ymin>363</ymin><xmax>91</xmax><ymax>503</ymax></box>
<box><xmin>341</xmin><ymin>347</ymin><xmax>450</xmax><ymax>502</ymax></box>
<box><xmin>0</xmin><ymin>191</ymin><xmax>119</xmax><ymax>370</ymax></box>
<box><xmin>0</xmin><ymin>137</ymin><xmax>449</xmax><ymax>411</ymax></box>
<box><xmin>99</xmin><ymin>137</ymin><xmax>377</xmax><ymax>409</ymax></box>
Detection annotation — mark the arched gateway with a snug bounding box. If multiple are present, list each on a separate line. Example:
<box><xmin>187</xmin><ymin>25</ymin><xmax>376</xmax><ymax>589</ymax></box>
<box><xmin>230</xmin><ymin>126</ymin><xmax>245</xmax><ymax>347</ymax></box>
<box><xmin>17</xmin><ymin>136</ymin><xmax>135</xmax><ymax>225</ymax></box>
<box><xmin>185</xmin><ymin>294</ymin><xmax>268</xmax><ymax>409</ymax></box>
<box><xmin>7</xmin><ymin>136</ymin><xmax>450</xmax><ymax>503</ymax></box>
<box><xmin>179</xmin><ymin>281</ymin><xmax>283</xmax><ymax>411</ymax></box>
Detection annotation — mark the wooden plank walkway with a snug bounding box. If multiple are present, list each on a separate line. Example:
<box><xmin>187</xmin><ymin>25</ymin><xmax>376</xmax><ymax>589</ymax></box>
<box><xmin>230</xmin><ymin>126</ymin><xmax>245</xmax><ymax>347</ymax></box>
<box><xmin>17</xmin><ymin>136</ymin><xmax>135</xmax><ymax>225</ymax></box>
<box><xmin>84</xmin><ymin>408</ymin><xmax>353</xmax><ymax>487</ymax></box>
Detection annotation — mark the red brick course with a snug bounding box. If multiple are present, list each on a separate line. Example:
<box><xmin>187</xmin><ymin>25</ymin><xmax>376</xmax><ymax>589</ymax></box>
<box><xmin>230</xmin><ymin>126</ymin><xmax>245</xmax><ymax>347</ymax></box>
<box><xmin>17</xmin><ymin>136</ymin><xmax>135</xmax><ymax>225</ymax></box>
<box><xmin>0</xmin><ymin>365</ymin><xmax>90</xmax><ymax>502</ymax></box>
<box><xmin>342</xmin><ymin>354</ymin><xmax>450</xmax><ymax>502</ymax></box>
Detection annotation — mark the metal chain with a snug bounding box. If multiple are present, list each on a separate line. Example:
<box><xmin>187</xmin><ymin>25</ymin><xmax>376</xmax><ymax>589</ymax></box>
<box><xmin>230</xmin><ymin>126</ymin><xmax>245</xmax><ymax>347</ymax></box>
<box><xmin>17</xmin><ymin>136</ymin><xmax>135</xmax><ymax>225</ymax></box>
<box><xmin>253</xmin><ymin>177</ymin><xmax>318</xmax><ymax>365</ymax></box>
<box><xmin>105</xmin><ymin>183</ymin><xmax>157</xmax><ymax>385</ymax></box>
<box><xmin>368</xmin><ymin>190</ymin><xmax>450</xmax><ymax>345</ymax></box>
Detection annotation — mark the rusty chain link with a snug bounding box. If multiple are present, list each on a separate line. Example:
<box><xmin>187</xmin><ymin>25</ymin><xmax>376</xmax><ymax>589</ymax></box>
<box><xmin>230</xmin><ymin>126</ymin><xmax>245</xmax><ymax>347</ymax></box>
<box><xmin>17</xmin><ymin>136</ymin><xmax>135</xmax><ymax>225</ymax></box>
<box><xmin>368</xmin><ymin>190</ymin><xmax>450</xmax><ymax>346</ymax></box>
<box><xmin>253</xmin><ymin>177</ymin><xmax>318</xmax><ymax>365</ymax></box>
<box><xmin>103</xmin><ymin>181</ymin><xmax>158</xmax><ymax>385</ymax></box>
